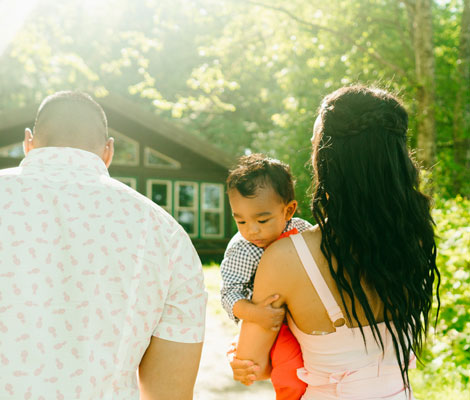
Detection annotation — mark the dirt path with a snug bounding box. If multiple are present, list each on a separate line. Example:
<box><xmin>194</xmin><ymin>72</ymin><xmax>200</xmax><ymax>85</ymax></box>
<box><xmin>193</xmin><ymin>267</ymin><xmax>275</xmax><ymax>399</ymax></box>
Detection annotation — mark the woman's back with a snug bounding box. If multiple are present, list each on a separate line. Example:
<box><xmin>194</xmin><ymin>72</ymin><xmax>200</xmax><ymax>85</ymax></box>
<box><xmin>280</xmin><ymin>228</ymin><xmax>383</xmax><ymax>334</ymax></box>
<box><xmin>280</xmin><ymin>231</ymin><xmax>414</xmax><ymax>399</ymax></box>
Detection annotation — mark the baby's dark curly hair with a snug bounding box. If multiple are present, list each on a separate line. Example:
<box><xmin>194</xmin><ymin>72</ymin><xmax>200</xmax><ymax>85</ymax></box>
<box><xmin>226</xmin><ymin>153</ymin><xmax>295</xmax><ymax>204</ymax></box>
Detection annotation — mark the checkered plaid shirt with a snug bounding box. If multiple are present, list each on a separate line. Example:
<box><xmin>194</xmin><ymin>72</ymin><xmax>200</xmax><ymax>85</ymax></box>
<box><xmin>220</xmin><ymin>217</ymin><xmax>313</xmax><ymax>322</ymax></box>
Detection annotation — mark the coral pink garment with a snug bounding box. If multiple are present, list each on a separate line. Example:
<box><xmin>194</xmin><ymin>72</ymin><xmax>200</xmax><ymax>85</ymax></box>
<box><xmin>270</xmin><ymin>324</ymin><xmax>307</xmax><ymax>400</ymax></box>
<box><xmin>287</xmin><ymin>234</ymin><xmax>415</xmax><ymax>400</ymax></box>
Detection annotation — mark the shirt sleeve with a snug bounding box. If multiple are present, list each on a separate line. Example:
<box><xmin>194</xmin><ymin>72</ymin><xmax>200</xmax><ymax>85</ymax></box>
<box><xmin>153</xmin><ymin>227</ymin><xmax>207</xmax><ymax>343</ymax></box>
<box><xmin>220</xmin><ymin>241</ymin><xmax>261</xmax><ymax>322</ymax></box>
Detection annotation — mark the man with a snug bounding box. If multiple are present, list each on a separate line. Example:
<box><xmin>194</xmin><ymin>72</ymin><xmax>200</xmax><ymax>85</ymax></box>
<box><xmin>0</xmin><ymin>91</ymin><xmax>207</xmax><ymax>399</ymax></box>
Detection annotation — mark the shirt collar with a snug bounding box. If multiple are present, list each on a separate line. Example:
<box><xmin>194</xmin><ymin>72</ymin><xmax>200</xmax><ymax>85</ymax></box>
<box><xmin>20</xmin><ymin>147</ymin><xmax>109</xmax><ymax>176</ymax></box>
<box><xmin>283</xmin><ymin>219</ymin><xmax>293</xmax><ymax>233</ymax></box>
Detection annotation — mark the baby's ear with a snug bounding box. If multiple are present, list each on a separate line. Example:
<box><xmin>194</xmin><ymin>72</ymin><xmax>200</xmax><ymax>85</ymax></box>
<box><xmin>285</xmin><ymin>200</ymin><xmax>297</xmax><ymax>219</ymax></box>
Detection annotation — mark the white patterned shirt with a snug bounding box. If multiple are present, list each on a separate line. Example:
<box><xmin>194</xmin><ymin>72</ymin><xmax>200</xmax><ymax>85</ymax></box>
<box><xmin>0</xmin><ymin>147</ymin><xmax>207</xmax><ymax>400</ymax></box>
<box><xmin>220</xmin><ymin>217</ymin><xmax>313</xmax><ymax>321</ymax></box>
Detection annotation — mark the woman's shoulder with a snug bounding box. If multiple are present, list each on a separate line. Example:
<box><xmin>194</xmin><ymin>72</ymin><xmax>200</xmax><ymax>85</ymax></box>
<box><xmin>262</xmin><ymin>226</ymin><xmax>322</xmax><ymax>271</ymax></box>
<box><xmin>300</xmin><ymin>224</ymin><xmax>322</xmax><ymax>240</ymax></box>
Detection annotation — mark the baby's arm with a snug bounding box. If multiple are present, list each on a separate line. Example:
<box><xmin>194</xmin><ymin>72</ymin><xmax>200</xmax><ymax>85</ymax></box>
<box><xmin>233</xmin><ymin>296</ymin><xmax>285</xmax><ymax>331</ymax></box>
<box><xmin>220</xmin><ymin>250</ymin><xmax>255</xmax><ymax>322</ymax></box>
<box><xmin>220</xmin><ymin>240</ymin><xmax>285</xmax><ymax>330</ymax></box>
<box><xmin>221</xmin><ymin>241</ymin><xmax>282</xmax><ymax>328</ymax></box>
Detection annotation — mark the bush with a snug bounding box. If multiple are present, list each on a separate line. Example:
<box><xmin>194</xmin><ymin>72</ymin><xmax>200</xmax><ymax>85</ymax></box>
<box><xmin>410</xmin><ymin>196</ymin><xmax>470</xmax><ymax>398</ymax></box>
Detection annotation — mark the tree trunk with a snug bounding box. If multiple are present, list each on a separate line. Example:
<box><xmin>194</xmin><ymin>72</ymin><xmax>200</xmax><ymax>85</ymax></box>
<box><xmin>407</xmin><ymin>0</ymin><xmax>437</xmax><ymax>169</ymax></box>
<box><xmin>453</xmin><ymin>0</ymin><xmax>470</xmax><ymax>172</ymax></box>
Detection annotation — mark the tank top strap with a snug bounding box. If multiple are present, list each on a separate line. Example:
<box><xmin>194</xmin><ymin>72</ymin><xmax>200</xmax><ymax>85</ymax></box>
<box><xmin>290</xmin><ymin>233</ymin><xmax>346</xmax><ymax>327</ymax></box>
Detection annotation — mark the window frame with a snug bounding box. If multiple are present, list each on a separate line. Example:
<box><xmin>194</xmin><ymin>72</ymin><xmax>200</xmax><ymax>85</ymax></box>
<box><xmin>174</xmin><ymin>181</ymin><xmax>199</xmax><ymax>238</ymax></box>
<box><xmin>143</xmin><ymin>147</ymin><xmax>181</xmax><ymax>169</ymax></box>
<box><xmin>109</xmin><ymin>128</ymin><xmax>140</xmax><ymax>167</ymax></box>
<box><xmin>146</xmin><ymin>179</ymin><xmax>172</xmax><ymax>214</ymax></box>
<box><xmin>200</xmin><ymin>182</ymin><xmax>224</xmax><ymax>238</ymax></box>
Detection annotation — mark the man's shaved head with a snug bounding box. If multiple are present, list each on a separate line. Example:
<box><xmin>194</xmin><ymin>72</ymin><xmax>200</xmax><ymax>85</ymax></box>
<box><xmin>33</xmin><ymin>91</ymin><xmax>108</xmax><ymax>152</ymax></box>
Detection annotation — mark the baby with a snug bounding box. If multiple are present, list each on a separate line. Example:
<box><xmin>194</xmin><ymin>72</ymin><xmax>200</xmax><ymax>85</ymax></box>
<box><xmin>220</xmin><ymin>153</ymin><xmax>313</xmax><ymax>329</ymax></box>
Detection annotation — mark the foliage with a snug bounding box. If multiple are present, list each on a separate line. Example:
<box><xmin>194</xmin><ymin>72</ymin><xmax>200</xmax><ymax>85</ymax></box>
<box><xmin>1</xmin><ymin>1</ymin><xmax>468</xmax><ymax>202</ymax></box>
<box><xmin>410</xmin><ymin>196</ymin><xmax>470</xmax><ymax>398</ymax></box>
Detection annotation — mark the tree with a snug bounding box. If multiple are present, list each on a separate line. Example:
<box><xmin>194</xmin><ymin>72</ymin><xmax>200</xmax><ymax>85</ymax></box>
<box><xmin>453</xmin><ymin>0</ymin><xmax>470</xmax><ymax>170</ymax></box>
<box><xmin>1</xmin><ymin>0</ymin><xmax>468</xmax><ymax>196</ymax></box>
<box><xmin>404</xmin><ymin>0</ymin><xmax>437</xmax><ymax>168</ymax></box>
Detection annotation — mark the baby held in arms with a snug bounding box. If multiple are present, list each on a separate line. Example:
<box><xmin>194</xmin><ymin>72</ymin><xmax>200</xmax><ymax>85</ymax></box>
<box><xmin>220</xmin><ymin>153</ymin><xmax>312</xmax><ymax>399</ymax></box>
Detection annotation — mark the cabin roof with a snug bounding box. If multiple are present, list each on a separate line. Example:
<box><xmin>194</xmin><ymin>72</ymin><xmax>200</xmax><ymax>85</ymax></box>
<box><xmin>0</xmin><ymin>93</ymin><xmax>236</xmax><ymax>169</ymax></box>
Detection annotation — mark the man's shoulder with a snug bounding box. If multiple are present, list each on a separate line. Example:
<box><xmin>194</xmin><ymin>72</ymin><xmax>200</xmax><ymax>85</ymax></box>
<box><xmin>103</xmin><ymin>177</ymin><xmax>182</xmax><ymax>232</ymax></box>
<box><xmin>0</xmin><ymin>166</ymin><xmax>22</xmax><ymax>179</ymax></box>
<box><xmin>104</xmin><ymin>177</ymin><xmax>158</xmax><ymax>209</ymax></box>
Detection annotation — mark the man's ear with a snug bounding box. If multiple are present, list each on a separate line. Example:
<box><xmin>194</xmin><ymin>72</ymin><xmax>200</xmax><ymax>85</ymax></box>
<box><xmin>101</xmin><ymin>137</ymin><xmax>114</xmax><ymax>168</ymax></box>
<box><xmin>284</xmin><ymin>200</ymin><xmax>297</xmax><ymax>220</ymax></box>
<box><xmin>23</xmin><ymin>128</ymin><xmax>34</xmax><ymax>155</ymax></box>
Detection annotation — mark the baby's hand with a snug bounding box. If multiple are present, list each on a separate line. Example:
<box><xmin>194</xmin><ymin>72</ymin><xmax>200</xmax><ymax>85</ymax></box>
<box><xmin>252</xmin><ymin>294</ymin><xmax>286</xmax><ymax>332</ymax></box>
<box><xmin>227</xmin><ymin>344</ymin><xmax>259</xmax><ymax>386</ymax></box>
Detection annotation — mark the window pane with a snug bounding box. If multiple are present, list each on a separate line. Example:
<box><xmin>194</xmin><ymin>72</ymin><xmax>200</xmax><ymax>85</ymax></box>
<box><xmin>179</xmin><ymin>184</ymin><xmax>195</xmax><ymax>207</ymax></box>
<box><xmin>177</xmin><ymin>211</ymin><xmax>195</xmax><ymax>234</ymax></box>
<box><xmin>204</xmin><ymin>212</ymin><xmax>221</xmax><ymax>235</ymax></box>
<box><xmin>0</xmin><ymin>142</ymin><xmax>23</xmax><ymax>158</ymax></box>
<box><xmin>145</xmin><ymin>147</ymin><xmax>180</xmax><ymax>168</ymax></box>
<box><xmin>151</xmin><ymin>183</ymin><xmax>168</xmax><ymax>207</ymax></box>
<box><xmin>112</xmin><ymin>131</ymin><xmax>139</xmax><ymax>166</ymax></box>
<box><xmin>203</xmin><ymin>185</ymin><xmax>220</xmax><ymax>209</ymax></box>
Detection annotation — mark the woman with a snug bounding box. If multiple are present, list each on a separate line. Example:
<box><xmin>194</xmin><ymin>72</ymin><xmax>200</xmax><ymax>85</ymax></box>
<box><xmin>230</xmin><ymin>86</ymin><xmax>440</xmax><ymax>399</ymax></box>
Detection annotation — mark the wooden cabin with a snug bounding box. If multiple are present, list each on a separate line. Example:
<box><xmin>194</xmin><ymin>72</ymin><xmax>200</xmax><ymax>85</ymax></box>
<box><xmin>0</xmin><ymin>94</ymin><xmax>236</xmax><ymax>259</ymax></box>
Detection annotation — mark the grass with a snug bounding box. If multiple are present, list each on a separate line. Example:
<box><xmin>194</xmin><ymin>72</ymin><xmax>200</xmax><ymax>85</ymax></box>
<box><xmin>203</xmin><ymin>263</ymin><xmax>239</xmax><ymax>335</ymax></box>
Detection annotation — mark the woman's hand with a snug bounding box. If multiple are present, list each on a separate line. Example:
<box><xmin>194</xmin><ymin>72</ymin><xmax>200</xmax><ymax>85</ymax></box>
<box><xmin>251</xmin><ymin>294</ymin><xmax>286</xmax><ymax>331</ymax></box>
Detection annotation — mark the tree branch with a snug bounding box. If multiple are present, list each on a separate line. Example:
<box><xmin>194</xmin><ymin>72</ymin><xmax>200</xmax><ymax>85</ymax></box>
<box><xmin>233</xmin><ymin>0</ymin><xmax>413</xmax><ymax>81</ymax></box>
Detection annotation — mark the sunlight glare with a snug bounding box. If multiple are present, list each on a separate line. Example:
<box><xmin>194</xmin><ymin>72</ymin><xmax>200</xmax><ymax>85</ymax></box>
<box><xmin>79</xmin><ymin>0</ymin><xmax>114</xmax><ymax>16</ymax></box>
<box><xmin>0</xmin><ymin>0</ymin><xmax>40</xmax><ymax>56</ymax></box>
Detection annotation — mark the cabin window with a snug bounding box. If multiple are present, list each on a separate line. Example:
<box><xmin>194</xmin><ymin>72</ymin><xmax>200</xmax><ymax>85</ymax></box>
<box><xmin>111</xmin><ymin>129</ymin><xmax>139</xmax><ymax>166</ymax></box>
<box><xmin>114</xmin><ymin>177</ymin><xmax>137</xmax><ymax>190</ymax></box>
<box><xmin>201</xmin><ymin>183</ymin><xmax>224</xmax><ymax>238</ymax></box>
<box><xmin>147</xmin><ymin>179</ymin><xmax>172</xmax><ymax>213</ymax></box>
<box><xmin>146</xmin><ymin>180</ymin><xmax>225</xmax><ymax>239</ymax></box>
<box><xmin>175</xmin><ymin>181</ymin><xmax>198</xmax><ymax>237</ymax></box>
<box><xmin>0</xmin><ymin>142</ymin><xmax>23</xmax><ymax>158</ymax></box>
<box><xmin>144</xmin><ymin>147</ymin><xmax>181</xmax><ymax>169</ymax></box>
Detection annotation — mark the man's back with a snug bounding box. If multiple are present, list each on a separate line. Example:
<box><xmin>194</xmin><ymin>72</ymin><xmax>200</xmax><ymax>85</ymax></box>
<box><xmin>0</xmin><ymin>147</ymin><xmax>206</xmax><ymax>399</ymax></box>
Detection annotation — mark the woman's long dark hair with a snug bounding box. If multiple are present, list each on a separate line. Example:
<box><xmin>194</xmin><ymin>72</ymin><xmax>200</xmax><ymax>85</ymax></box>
<box><xmin>311</xmin><ymin>86</ymin><xmax>440</xmax><ymax>389</ymax></box>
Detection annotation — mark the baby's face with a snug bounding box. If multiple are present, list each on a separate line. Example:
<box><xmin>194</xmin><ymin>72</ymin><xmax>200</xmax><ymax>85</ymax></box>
<box><xmin>229</xmin><ymin>186</ymin><xmax>294</xmax><ymax>248</ymax></box>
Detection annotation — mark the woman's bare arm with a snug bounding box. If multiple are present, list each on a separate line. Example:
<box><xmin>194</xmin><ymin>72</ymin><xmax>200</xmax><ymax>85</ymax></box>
<box><xmin>234</xmin><ymin>238</ymin><xmax>296</xmax><ymax>379</ymax></box>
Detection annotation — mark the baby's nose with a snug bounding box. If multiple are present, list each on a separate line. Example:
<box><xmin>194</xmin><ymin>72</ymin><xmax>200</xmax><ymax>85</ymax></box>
<box><xmin>248</xmin><ymin>223</ymin><xmax>260</xmax><ymax>234</ymax></box>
